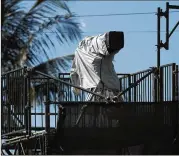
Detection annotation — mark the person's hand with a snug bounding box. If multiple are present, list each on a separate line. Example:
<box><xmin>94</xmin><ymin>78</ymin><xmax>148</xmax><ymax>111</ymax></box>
<box><xmin>72</xmin><ymin>87</ymin><xmax>81</xmax><ymax>96</ymax></box>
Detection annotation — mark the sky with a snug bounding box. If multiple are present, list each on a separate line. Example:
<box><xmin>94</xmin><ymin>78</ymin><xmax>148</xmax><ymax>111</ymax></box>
<box><xmin>2</xmin><ymin>1</ymin><xmax>179</xmax><ymax>137</ymax></box>
<box><xmin>53</xmin><ymin>1</ymin><xmax>179</xmax><ymax>74</ymax></box>
<box><xmin>30</xmin><ymin>0</ymin><xmax>179</xmax><ymax>128</ymax></box>
<box><xmin>1</xmin><ymin>4</ymin><xmax>179</xmax><ymax>153</ymax></box>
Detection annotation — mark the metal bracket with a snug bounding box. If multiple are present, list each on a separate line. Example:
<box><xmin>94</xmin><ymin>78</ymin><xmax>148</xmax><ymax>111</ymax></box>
<box><xmin>158</xmin><ymin>9</ymin><xmax>168</xmax><ymax>18</ymax></box>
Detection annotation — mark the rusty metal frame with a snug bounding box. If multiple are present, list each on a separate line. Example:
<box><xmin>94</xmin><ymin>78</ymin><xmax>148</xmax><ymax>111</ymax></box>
<box><xmin>1</xmin><ymin>131</ymin><xmax>47</xmax><ymax>155</ymax></box>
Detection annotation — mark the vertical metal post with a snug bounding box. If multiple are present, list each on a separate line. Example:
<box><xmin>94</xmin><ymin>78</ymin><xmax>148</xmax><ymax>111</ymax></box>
<box><xmin>166</xmin><ymin>2</ymin><xmax>169</xmax><ymax>50</ymax></box>
<box><xmin>175</xmin><ymin>65</ymin><xmax>178</xmax><ymax>146</ymax></box>
<box><xmin>27</xmin><ymin>71</ymin><xmax>31</xmax><ymax>136</ymax></box>
<box><xmin>23</xmin><ymin>67</ymin><xmax>28</xmax><ymax>134</ymax></box>
<box><xmin>6</xmin><ymin>74</ymin><xmax>11</xmax><ymax>133</ymax></box>
<box><xmin>153</xmin><ymin>73</ymin><xmax>158</xmax><ymax>102</ymax></box>
<box><xmin>157</xmin><ymin>7</ymin><xmax>161</xmax><ymax>102</ymax></box>
<box><xmin>176</xmin><ymin>65</ymin><xmax>179</xmax><ymax>102</ymax></box>
<box><xmin>133</xmin><ymin>75</ymin><xmax>136</xmax><ymax>103</ymax></box>
<box><xmin>172</xmin><ymin>64</ymin><xmax>177</xmax><ymax>141</ymax></box>
<box><xmin>157</xmin><ymin>7</ymin><xmax>161</xmax><ymax>69</ymax></box>
<box><xmin>128</xmin><ymin>75</ymin><xmax>131</xmax><ymax>102</ymax></box>
<box><xmin>23</xmin><ymin>67</ymin><xmax>31</xmax><ymax>136</ymax></box>
<box><xmin>44</xmin><ymin>79</ymin><xmax>50</xmax><ymax>155</ymax></box>
<box><xmin>160</xmin><ymin>67</ymin><xmax>164</xmax><ymax>102</ymax></box>
<box><xmin>174</xmin><ymin>65</ymin><xmax>178</xmax><ymax>137</ymax></box>
<box><xmin>172</xmin><ymin>63</ymin><xmax>176</xmax><ymax>101</ymax></box>
<box><xmin>45</xmin><ymin>79</ymin><xmax>50</xmax><ymax>133</ymax></box>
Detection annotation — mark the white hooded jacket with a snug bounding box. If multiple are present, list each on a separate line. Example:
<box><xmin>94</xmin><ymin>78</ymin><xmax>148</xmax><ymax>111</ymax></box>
<box><xmin>70</xmin><ymin>33</ymin><xmax>121</xmax><ymax>91</ymax></box>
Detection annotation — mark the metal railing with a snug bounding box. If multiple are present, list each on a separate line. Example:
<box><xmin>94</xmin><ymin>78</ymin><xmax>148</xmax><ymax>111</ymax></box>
<box><xmin>1</xmin><ymin>63</ymin><xmax>179</xmax><ymax>136</ymax></box>
<box><xmin>59</xmin><ymin>63</ymin><xmax>178</xmax><ymax>103</ymax></box>
<box><xmin>1</xmin><ymin>68</ymin><xmax>26</xmax><ymax>135</ymax></box>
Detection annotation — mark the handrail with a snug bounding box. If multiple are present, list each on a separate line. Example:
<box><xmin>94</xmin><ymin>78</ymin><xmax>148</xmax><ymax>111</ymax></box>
<box><xmin>1</xmin><ymin>67</ymin><xmax>25</xmax><ymax>76</ymax></box>
<box><xmin>34</xmin><ymin>70</ymin><xmax>107</xmax><ymax>100</ymax></box>
<box><xmin>35</xmin><ymin>67</ymin><xmax>156</xmax><ymax>102</ymax></box>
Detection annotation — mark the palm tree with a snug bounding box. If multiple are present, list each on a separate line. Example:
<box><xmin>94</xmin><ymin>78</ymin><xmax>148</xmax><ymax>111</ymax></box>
<box><xmin>1</xmin><ymin>0</ymin><xmax>82</xmax><ymax>73</ymax></box>
<box><xmin>1</xmin><ymin>0</ymin><xmax>83</xmax><ymax>137</ymax></box>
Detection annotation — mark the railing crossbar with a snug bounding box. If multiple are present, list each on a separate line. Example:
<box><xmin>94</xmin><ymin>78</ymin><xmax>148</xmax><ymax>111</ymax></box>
<box><xmin>34</xmin><ymin>70</ymin><xmax>106</xmax><ymax>100</ymax></box>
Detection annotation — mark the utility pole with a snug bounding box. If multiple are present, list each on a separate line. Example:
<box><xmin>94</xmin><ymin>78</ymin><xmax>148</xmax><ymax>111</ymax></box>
<box><xmin>156</xmin><ymin>2</ymin><xmax>179</xmax><ymax>102</ymax></box>
<box><xmin>156</xmin><ymin>3</ymin><xmax>179</xmax><ymax>153</ymax></box>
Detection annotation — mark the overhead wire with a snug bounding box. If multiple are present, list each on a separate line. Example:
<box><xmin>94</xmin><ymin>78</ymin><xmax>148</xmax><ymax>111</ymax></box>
<box><xmin>75</xmin><ymin>11</ymin><xmax>179</xmax><ymax>17</ymax></box>
<box><xmin>39</xmin><ymin>11</ymin><xmax>179</xmax><ymax>34</ymax></box>
<box><xmin>31</xmin><ymin>10</ymin><xmax>179</xmax><ymax>35</ymax></box>
<box><xmin>41</xmin><ymin>30</ymin><xmax>179</xmax><ymax>34</ymax></box>
<box><xmin>42</xmin><ymin>10</ymin><xmax>179</xmax><ymax>18</ymax></box>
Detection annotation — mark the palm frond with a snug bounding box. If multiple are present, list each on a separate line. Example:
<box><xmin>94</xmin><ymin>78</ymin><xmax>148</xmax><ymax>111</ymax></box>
<box><xmin>2</xmin><ymin>0</ymin><xmax>82</xmax><ymax>72</ymax></box>
<box><xmin>33</xmin><ymin>54</ymin><xmax>75</xmax><ymax>75</ymax></box>
<box><xmin>2</xmin><ymin>0</ymin><xmax>23</xmax><ymax>25</ymax></box>
<box><xmin>24</xmin><ymin>14</ymin><xmax>81</xmax><ymax>66</ymax></box>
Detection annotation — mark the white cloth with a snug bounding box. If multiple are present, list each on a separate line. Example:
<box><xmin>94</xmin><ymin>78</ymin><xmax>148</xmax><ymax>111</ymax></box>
<box><xmin>70</xmin><ymin>33</ymin><xmax>122</xmax><ymax>91</ymax></box>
